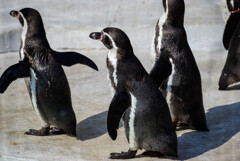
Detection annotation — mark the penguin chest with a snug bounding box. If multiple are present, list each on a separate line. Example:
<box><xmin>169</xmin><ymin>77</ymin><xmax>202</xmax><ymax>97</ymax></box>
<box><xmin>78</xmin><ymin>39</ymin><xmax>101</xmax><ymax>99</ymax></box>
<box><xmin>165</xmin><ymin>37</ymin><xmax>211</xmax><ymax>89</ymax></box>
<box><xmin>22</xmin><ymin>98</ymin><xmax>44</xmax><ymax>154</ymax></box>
<box><xmin>30</xmin><ymin>68</ymin><xmax>48</xmax><ymax>127</ymax></box>
<box><xmin>107</xmin><ymin>49</ymin><xmax>118</xmax><ymax>95</ymax></box>
<box><xmin>157</xmin><ymin>12</ymin><xmax>168</xmax><ymax>53</ymax></box>
<box><xmin>166</xmin><ymin>59</ymin><xmax>182</xmax><ymax>105</ymax></box>
<box><xmin>30</xmin><ymin>68</ymin><xmax>38</xmax><ymax>111</ymax></box>
<box><xmin>20</xmin><ymin>12</ymin><xmax>28</xmax><ymax>60</ymax></box>
<box><xmin>128</xmin><ymin>93</ymin><xmax>138</xmax><ymax>150</ymax></box>
<box><xmin>151</xmin><ymin>8</ymin><xmax>168</xmax><ymax>64</ymax></box>
<box><xmin>166</xmin><ymin>58</ymin><xmax>176</xmax><ymax>105</ymax></box>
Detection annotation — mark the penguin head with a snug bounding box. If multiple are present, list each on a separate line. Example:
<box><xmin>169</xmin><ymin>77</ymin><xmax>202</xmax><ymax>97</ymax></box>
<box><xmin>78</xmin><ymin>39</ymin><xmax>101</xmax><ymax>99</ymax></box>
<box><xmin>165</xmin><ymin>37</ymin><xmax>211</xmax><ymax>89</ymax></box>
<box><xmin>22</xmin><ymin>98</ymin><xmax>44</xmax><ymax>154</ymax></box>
<box><xmin>163</xmin><ymin>0</ymin><xmax>185</xmax><ymax>26</ymax></box>
<box><xmin>89</xmin><ymin>27</ymin><xmax>133</xmax><ymax>55</ymax></box>
<box><xmin>10</xmin><ymin>10</ymin><xmax>24</xmax><ymax>26</ymax></box>
<box><xmin>10</xmin><ymin>8</ymin><xmax>45</xmax><ymax>33</ymax></box>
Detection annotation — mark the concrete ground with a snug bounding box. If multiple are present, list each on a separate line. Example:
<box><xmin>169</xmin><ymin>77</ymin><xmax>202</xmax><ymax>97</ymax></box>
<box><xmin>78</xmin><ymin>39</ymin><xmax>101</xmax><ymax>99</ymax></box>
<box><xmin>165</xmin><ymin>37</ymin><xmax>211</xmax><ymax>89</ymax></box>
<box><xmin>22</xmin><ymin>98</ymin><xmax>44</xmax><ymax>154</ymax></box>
<box><xmin>0</xmin><ymin>0</ymin><xmax>240</xmax><ymax>160</ymax></box>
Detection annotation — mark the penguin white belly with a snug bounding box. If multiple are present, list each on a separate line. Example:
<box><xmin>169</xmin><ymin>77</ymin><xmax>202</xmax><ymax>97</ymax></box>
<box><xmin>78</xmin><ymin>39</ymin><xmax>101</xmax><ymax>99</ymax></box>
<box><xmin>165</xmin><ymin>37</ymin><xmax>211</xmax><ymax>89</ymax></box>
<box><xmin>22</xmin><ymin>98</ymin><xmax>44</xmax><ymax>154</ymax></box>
<box><xmin>151</xmin><ymin>0</ymin><xmax>169</xmax><ymax>66</ymax></box>
<box><xmin>157</xmin><ymin>11</ymin><xmax>167</xmax><ymax>54</ymax></box>
<box><xmin>129</xmin><ymin>93</ymin><xmax>138</xmax><ymax>150</ymax></box>
<box><xmin>107</xmin><ymin>73</ymin><xmax>115</xmax><ymax>97</ymax></box>
<box><xmin>166</xmin><ymin>58</ymin><xmax>175</xmax><ymax>105</ymax></box>
<box><xmin>107</xmin><ymin>48</ymin><xmax>118</xmax><ymax>95</ymax></box>
<box><xmin>30</xmin><ymin>68</ymin><xmax>48</xmax><ymax>127</ymax></box>
<box><xmin>150</xmin><ymin>36</ymin><xmax>156</xmax><ymax>65</ymax></box>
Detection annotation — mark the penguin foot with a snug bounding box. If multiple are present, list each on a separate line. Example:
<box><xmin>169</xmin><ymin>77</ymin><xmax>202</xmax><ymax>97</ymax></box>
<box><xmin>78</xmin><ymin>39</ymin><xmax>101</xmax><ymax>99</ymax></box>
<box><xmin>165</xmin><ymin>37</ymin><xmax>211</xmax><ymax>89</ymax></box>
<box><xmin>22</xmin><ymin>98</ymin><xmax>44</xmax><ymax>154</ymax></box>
<box><xmin>50</xmin><ymin>127</ymin><xmax>66</xmax><ymax>135</ymax></box>
<box><xmin>25</xmin><ymin>127</ymin><xmax>50</xmax><ymax>136</ymax></box>
<box><xmin>173</xmin><ymin>121</ymin><xmax>190</xmax><ymax>131</ymax></box>
<box><xmin>177</xmin><ymin>122</ymin><xmax>189</xmax><ymax>127</ymax></box>
<box><xmin>142</xmin><ymin>151</ymin><xmax>163</xmax><ymax>158</ymax></box>
<box><xmin>109</xmin><ymin>149</ymin><xmax>137</xmax><ymax>159</ymax></box>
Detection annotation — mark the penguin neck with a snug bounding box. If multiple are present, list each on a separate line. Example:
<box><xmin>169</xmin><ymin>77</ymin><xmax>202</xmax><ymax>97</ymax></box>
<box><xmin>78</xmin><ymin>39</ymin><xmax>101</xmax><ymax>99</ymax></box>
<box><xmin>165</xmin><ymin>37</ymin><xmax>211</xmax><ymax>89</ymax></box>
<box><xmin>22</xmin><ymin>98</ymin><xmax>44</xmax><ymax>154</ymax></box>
<box><xmin>166</xmin><ymin>14</ymin><xmax>184</xmax><ymax>27</ymax></box>
<box><xmin>108</xmin><ymin>47</ymin><xmax>133</xmax><ymax>63</ymax></box>
<box><xmin>164</xmin><ymin>0</ymin><xmax>185</xmax><ymax>27</ymax></box>
<box><xmin>22</xmin><ymin>28</ymin><xmax>51</xmax><ymax>63</ymax></box>
<box><xmin>117</xmin><ymin>48</ymin><xmax>133</xmax><ymax>61</ymax></box>
<box><xmin>24</xmin><ymin>26</ymin><xmax>51</xmax><ymax>52</ymax></box>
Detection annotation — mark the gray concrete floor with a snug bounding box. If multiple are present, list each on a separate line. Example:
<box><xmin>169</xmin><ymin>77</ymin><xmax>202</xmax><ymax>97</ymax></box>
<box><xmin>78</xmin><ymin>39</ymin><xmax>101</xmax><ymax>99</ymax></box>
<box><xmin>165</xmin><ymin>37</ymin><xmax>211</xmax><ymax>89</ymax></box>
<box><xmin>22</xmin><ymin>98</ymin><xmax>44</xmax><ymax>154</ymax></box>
<box><xmin>0</xmin><ymin>0</ymin><xmax>240</xmax><ymax>160</ymax></box>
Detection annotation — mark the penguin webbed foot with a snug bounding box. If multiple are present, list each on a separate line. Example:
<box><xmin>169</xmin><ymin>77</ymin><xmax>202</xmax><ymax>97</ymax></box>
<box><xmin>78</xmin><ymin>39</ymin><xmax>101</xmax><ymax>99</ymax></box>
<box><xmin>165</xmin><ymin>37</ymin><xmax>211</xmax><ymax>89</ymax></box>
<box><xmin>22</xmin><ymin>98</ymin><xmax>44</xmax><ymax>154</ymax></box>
<box><xmin>173</xmin><ymin>121</ymin><xmax>191</xmax><ymax>131</ymax></box>
<box><xmin>141</xmin><ymin>151</ymin><xmax>164</xmax><ymax>158</ymax></box>
<box><xmin>25</xmin><ymin>127</ymin><xmax>50</xmax><ymax>136</ymax></box>
<box><xmin>176</xmin><ymin>122</ymin><xmax>191</xmax><ymax>130</ymax></box>
<box><xmin>109</xmin><ymin>149</ymin><xmax>137</xmax><ymax>159</ymax></box>
<box><xmin>49</xmin><ymin>127</ymin><xmax>66</xmax><ymax>135</ymax></box>
<box><xmin>174</xmin><ymin>121</ymin><xmax>209</xmax><ymax>131</ymax></box>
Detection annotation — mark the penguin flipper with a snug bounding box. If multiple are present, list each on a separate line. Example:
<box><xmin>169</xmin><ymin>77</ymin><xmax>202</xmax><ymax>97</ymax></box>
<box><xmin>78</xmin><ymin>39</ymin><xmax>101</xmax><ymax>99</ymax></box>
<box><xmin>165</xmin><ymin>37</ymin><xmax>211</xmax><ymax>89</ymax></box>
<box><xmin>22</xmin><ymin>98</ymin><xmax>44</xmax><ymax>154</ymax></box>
<box><xmin>0</xmin><ymin>61</ymin><xmax>30</xmax><ymax>93</ymax></box>
<box><xmin>150</xmin><ymin>50</ymin><xmax>172</xmax><ymax>88</ymax></box>
<box><xmin>107</xmin><ymin>90</ymin><xmax>131</xmax><ymax>140</ymax></box>
<box><xmin>223</xmin><ymin>13</ymin><xmax>240</xmax><ymax>50</ymax></box>
<box><xmin>53</xmin><ymin>51</ymin><xmax>98</xmax><ymax>71</ymax></box>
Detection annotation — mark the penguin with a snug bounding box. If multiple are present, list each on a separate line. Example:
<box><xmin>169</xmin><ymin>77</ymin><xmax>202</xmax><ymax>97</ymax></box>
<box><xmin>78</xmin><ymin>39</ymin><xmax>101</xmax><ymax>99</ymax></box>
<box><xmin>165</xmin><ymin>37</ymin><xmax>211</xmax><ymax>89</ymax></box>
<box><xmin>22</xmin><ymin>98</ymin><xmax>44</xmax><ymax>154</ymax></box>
<box><xmin>219</xmin><ymin>0</ymin><xmax>240</xmax><ymax>89</ymax></box>
<box><xmin>90</xmin><ymin>27</ymin><xmax>178</xmax><ymax>159</ymax></box>
<box><xmin>150</xmin><ymin>0</ymin><xmax>208</xmax><ymax>131</ymax></box>
<box><xmin>0</xmin><ymin>8</ymin><xmax>98</xmax><ymax>136</ymax></box>
<box><xmin>223</xmin><ymin>0</ymin><xmax>240</xmax><ymax>50</ymax></box>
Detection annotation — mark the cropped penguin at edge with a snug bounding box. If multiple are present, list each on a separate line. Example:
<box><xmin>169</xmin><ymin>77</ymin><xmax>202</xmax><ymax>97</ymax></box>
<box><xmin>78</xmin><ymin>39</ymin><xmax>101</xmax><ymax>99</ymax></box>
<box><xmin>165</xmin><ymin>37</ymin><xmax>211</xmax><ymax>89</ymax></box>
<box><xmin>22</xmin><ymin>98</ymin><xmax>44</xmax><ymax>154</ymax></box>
<box><xmin>219</xmin><ymin>0</ymin><xmax>240</xmax><ymax>90</ymax></box>
<box><xmin>90</xmin><ymin>27</ymin><xmax>177</xmax><ymax>159</ymax></box>
<box><xmin>0</xmin><ymin>8</ymin><xmax>98</xmax><ymax>136</ymax></box>
<box><xmin>222</xmin><ymin>0</ymin><xmax>240</xmax><ymax>51</ymax></box>
<box><xmin>150</xmin><ymin>0</ymin><xmax>208</xmax><ymax>131</ymax></box>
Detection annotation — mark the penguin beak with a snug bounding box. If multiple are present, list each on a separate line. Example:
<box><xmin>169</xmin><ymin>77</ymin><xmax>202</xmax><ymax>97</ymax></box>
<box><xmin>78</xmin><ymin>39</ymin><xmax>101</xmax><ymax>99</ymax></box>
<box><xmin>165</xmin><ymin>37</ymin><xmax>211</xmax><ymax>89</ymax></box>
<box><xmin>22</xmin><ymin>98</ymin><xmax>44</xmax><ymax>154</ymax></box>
<box><xmin>89</xmin><ymin>32</ymin><xmax>105</xmax><ymax>41</ymax></box>
<box><xmin>10</xmin><ymin>10</ymin><xmax>20</xmax><ymax>19</ymax></box>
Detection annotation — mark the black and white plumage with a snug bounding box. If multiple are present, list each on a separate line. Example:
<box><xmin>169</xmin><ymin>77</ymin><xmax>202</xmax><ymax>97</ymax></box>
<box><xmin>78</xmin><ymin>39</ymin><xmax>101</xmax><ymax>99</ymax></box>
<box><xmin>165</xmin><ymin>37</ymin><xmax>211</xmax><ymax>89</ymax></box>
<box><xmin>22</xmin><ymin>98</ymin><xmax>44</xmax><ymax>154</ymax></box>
<box><xmin>219</xmin><ymin>0</ymin><xmax>240</xmax><ymax>90</ymax></box>
<box><xmin>90</xmin><ymin>27</ymin><xmax>177</xmax><ymax>159</ymax></box>
<box><xmin>150</xmin><ymin>0</ymin><xmax>208</xmax><ymax>131</ymax></box>
<box><xmin>0</xmin><ymin>8</ymin><xmax>98</xmax><ymax>136</ymax></box>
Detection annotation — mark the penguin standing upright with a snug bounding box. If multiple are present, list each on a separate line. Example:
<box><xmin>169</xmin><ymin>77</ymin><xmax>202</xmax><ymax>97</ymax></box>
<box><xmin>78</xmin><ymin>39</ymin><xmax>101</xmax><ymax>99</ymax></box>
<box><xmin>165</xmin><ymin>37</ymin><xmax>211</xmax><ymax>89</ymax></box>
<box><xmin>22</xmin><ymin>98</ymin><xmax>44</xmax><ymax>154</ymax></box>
<box><xmin>150</xmin><ymin>0</ymin><xmax>208</xmax><ymax>131</ymax></box>
<box><xmin>90</xmin><ymin>27</ymin><xmax>177</xmax><ymax>159</ymax></box>
<box><xmin>219</xmin><ymin>0</ymin><xmax>240</xmax><ymax>89</ymax></box>
<box><xmin>0</xmin><ymin>8</ymin><xmax>98</xmax><ymax>136</ymax></box>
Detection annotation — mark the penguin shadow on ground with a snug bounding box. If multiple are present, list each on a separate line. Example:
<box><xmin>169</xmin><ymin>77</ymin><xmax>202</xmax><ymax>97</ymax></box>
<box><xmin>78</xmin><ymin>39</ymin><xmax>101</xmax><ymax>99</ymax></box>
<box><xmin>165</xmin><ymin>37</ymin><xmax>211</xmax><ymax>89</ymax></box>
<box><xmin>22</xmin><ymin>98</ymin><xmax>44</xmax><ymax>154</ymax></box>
<box><xmin>177</xmin><ymin>102</ymin><xmax>240</xmax><ymax>160</ymax></box>
<box><xmin>76</xmin><ymin>111</ymin><xmax>107</xmax><ymax>141</ymax></box>
<box><xmin>76</xmin><ymin>111</ymin><xmax>123</xmax><ymax>141</ymax></box>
